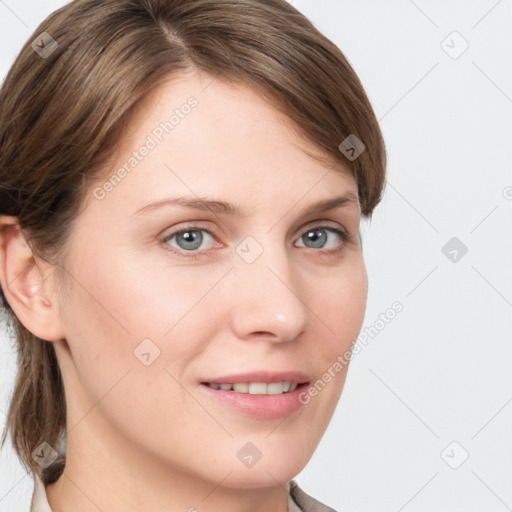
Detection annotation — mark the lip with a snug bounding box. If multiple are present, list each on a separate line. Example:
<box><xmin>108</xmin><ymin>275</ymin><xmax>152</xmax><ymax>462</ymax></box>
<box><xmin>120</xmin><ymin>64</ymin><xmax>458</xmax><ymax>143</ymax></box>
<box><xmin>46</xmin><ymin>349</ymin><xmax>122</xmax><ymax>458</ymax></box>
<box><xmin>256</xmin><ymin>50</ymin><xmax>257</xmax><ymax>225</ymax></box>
<box><xmin>199</xmin><ymin>381</ymin><xmax>310</xmax><ymax>419</ymax></box>
<box><xmin>199</xmin><ymin>370</ymin><xmax>312</xmax><ymax>385</ymax></box>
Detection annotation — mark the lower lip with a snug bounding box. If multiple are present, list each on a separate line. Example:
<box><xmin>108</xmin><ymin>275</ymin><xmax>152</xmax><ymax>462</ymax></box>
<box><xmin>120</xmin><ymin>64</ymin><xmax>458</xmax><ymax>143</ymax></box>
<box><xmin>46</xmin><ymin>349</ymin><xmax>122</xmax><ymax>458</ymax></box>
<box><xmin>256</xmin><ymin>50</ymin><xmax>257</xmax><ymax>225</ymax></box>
<box><xmin>199</xmin><ymin>383</ymin><xmax>310</xmax><ymax>419</ymax></box>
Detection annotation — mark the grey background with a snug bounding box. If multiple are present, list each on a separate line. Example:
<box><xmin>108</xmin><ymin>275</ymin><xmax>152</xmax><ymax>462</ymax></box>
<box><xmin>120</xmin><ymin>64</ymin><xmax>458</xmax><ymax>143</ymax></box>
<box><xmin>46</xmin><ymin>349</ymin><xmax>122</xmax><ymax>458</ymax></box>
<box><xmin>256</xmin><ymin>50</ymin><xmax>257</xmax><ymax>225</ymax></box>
<box><xmin>1</xmin><ymin>1</ymin><xmax>511</xmax><ymax>510</ymax></box>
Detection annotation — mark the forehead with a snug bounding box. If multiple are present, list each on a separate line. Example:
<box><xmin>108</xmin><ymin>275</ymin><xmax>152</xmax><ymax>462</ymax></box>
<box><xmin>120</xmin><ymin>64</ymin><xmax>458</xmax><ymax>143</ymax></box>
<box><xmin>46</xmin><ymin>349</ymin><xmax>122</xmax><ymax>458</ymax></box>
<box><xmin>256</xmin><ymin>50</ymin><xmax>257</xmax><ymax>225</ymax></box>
<box><xmin>85</xmin><ymin>69</ymin><xmax>358</xmax><ymax>217</ymax></box>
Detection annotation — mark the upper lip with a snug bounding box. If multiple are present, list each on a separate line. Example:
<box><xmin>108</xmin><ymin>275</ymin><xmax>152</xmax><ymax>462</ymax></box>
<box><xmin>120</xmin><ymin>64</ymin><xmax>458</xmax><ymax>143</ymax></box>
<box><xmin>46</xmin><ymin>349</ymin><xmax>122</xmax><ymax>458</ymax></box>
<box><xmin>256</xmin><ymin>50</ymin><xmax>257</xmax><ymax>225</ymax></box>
<box><xmin>200</xmin><ymin>370</ymin><xmax>312</xmax><ymax>385</ymax></box>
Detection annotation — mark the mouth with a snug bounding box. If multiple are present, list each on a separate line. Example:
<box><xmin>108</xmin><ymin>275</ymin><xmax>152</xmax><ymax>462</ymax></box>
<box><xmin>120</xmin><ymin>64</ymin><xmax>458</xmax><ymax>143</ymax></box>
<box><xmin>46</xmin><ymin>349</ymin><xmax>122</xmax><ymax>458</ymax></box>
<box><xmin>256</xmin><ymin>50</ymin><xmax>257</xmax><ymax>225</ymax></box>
<box><xmin>198</xmin><ymin>379</ymin><xmax>311</xmax><ymax>420</ymax></box>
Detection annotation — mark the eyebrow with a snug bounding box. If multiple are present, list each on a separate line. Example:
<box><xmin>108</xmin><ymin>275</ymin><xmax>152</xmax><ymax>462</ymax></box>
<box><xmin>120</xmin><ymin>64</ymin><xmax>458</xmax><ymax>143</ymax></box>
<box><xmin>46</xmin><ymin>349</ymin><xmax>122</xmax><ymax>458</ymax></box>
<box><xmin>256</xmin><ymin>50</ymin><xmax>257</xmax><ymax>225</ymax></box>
<box><xmin>131</xmin><ymin>192</ymin><xmax>359</xmax><ymax>218</ymax></box>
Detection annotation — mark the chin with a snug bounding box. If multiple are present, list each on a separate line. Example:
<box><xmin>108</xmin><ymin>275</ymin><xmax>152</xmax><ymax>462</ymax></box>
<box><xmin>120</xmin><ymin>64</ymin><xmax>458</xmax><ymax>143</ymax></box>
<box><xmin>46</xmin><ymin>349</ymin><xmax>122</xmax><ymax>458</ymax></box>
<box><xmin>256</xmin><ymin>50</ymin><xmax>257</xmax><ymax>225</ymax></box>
<box><xmin>217</xmin><ymin>451</ymin><xmax>310</xmax><ymax>490</ymax></box>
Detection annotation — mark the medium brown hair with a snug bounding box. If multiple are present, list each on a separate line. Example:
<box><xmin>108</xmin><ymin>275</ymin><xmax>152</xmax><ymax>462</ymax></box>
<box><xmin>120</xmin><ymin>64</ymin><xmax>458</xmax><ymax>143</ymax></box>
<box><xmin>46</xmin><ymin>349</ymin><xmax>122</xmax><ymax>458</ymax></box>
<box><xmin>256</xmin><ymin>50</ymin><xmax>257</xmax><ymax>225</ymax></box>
<box><xmin>0</xmin><ymin>0</ymin><xmax>386</xmax><ymax>485</ymax></box>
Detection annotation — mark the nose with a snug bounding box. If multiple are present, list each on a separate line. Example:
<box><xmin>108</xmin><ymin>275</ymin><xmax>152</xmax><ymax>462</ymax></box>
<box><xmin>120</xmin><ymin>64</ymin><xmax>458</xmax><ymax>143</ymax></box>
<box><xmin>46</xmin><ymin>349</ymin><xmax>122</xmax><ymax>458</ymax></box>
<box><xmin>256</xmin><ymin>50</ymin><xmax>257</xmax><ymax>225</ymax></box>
<box><xmin>228</xmin><ymin>243</ymin><xmax>309</xmax><ymax>343</ymax></box>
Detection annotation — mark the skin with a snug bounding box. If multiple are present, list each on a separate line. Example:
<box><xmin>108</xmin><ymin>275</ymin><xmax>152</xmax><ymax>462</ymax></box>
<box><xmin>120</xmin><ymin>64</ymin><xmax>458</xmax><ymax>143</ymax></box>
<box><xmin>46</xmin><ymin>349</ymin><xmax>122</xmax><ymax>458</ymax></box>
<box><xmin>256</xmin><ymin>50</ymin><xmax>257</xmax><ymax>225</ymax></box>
<box><xmin>0</xmin><ymin>67</ymin><xmax>367</xmax><ymax>512</ymax></box>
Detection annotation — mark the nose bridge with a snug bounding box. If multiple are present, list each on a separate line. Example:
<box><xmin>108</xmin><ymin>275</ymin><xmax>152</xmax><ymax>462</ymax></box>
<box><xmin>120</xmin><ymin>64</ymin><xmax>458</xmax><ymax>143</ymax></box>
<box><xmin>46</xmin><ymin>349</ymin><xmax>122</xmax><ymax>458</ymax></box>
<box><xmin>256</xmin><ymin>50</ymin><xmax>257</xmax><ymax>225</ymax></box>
<box><xmin>229</xmin><ymin>234</ymin><xmax>308</xmax><ymax>341</ymax></box>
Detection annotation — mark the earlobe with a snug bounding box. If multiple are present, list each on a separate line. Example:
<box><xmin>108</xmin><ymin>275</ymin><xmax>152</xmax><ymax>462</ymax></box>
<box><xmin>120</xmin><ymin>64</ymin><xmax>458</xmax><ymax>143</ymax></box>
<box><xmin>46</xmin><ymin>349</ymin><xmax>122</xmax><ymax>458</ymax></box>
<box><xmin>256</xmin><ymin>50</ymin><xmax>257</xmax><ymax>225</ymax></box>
<box><xmin>0</xmin><ymin>216</ymin><xmax>66</xmax><ymax>342</ymax></box>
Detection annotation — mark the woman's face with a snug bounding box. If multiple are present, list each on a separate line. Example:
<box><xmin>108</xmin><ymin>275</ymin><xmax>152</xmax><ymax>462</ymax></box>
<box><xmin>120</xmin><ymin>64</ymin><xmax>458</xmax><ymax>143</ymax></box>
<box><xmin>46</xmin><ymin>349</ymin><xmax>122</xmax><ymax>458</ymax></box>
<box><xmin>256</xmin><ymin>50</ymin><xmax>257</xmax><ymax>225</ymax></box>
<box><xmin>49</xmin><ymin>69</ymin><xmax>367</xmax><ymax>488</ymax></box>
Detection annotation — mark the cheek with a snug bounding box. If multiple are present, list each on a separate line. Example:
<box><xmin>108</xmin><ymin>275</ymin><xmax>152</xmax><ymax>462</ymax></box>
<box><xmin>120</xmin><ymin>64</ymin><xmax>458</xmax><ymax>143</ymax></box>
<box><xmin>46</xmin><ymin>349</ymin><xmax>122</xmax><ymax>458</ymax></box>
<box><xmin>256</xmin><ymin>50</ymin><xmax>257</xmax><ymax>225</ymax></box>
<box><xmin>59</xmin><ymin>247</ymin><xmax>229</xmax><ymax>398</ymax></box>
<box><xmin>65</xmin><ymin>249</ymin><xmax>214</xmax><ymax>345</ymax></box>
<box><xmin>313</xmin><ymin>256</ymin><xmax>368</xmax><ymax>353</ymax></box>
<box><xmin>59</xmin><ymin>253</ymin><xmax>212</xmax><ymax>453</ymax></box>
<box><xmin>305</xmin><ymin>257</ymin><xmax>367</xmax><ymax>408</ymax></box>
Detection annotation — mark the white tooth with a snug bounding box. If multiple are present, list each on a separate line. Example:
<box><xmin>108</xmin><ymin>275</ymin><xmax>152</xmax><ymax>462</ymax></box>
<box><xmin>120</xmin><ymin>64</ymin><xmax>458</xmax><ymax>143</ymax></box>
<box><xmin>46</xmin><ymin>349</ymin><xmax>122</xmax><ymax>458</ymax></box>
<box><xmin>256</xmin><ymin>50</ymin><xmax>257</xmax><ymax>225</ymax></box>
<box><xmin>248</xmin><ymin>382</ymin><xmax>268</xmax><ymax>395</ymax></box>
<box><xmin>267</xmin><ymin>382</ymin><xmax>285</xmax><ymax>395</ymax></box>
<box><xmin>233</xmin><ymin>383</ymin><xmax>249</xmax><ymax>393</ymax></box>
<box><xmin>210</xmin><ymin>381</ymin><xmax>297</xmax><ymax>394</ymax></box>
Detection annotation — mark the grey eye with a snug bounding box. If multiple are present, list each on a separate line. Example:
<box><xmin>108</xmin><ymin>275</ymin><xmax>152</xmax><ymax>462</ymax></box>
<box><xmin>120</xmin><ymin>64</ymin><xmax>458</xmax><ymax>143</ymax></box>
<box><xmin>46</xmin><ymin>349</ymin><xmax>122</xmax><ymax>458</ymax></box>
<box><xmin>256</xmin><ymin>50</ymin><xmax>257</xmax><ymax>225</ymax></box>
<box><xmin>295</xmin><ymin>227</ymin><xmax>344</xmax><ymax>250</ymax></box>
<box><xmin>165</xmin><ymin>229</ymin><xmax>214</xmax><ymax>252</ymax></box>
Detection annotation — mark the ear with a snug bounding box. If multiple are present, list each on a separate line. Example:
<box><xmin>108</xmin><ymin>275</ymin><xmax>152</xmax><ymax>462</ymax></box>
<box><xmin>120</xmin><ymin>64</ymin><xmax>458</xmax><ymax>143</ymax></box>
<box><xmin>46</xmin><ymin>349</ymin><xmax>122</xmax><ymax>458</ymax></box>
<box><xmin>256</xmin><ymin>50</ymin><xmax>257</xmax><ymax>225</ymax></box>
<box><xmin>0</xmin><ymin>216</ymin><xmax>66</xmax><ymax>342</ymax></box>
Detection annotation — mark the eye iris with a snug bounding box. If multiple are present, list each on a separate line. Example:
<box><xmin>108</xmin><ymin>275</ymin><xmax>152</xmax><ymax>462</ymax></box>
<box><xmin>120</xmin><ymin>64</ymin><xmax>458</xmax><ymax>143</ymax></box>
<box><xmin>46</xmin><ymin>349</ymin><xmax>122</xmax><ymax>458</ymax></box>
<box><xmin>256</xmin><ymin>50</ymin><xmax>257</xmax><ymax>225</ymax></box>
<box><xmin>304</xmin><ymin>228</ymin><xmax>327</xmax><ymax>248</ymax></box>
<box><xmin>176</xmin><ymin>230</ymin><xmax>203</xmax><ymax>250</ymax></box>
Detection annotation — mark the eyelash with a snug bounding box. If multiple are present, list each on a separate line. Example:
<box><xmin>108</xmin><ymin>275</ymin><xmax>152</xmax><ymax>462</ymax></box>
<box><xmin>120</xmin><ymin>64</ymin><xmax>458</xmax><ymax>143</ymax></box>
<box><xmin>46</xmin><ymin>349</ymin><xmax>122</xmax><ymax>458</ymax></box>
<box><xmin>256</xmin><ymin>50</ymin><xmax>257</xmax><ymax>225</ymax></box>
<box><xmin>160</xmin><ymin>223</ymin><xmax>353</xmax><ymax>259</ymax></box>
